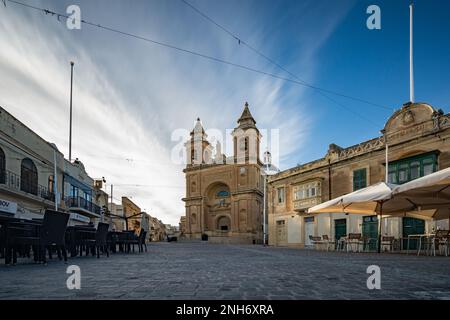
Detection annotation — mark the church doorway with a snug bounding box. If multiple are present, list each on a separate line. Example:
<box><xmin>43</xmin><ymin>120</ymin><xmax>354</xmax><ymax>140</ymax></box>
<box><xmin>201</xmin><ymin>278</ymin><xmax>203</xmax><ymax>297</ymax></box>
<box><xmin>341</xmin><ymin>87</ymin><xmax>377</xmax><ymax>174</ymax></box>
<box><xmin>205</xmin><ymin>182</ymin><xmax>232</xmax><ymax>232</ymax></box>
<box><xmin>217</xmin><ymin>216</ymin><xmax>231</xmax><ymax>232</ymax></box>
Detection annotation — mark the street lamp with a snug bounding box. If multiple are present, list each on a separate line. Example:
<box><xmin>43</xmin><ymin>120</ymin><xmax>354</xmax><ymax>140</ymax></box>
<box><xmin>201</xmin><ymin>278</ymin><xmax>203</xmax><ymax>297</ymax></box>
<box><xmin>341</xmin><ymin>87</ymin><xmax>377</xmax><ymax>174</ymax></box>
<box><xmin>262</xmin><ymin>150</ymin><xmax>279</xmax><ymax>246</ymax></box>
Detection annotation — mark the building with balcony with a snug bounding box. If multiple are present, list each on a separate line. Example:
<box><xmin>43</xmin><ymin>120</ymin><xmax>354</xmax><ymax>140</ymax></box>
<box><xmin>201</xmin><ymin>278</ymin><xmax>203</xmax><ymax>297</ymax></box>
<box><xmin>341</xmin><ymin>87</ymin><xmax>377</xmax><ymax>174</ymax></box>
<box><xmin>61</xmin><ymin>159</ymin><xmax>103</xmax><ymax>225</ymax></box>
<box><xmin>268</xmin><ymin>102</ymin><xmax>450</xmax><ymax>247</ymax></box>
<box><xmin>0</xmin><ymin>106</ymin><xmax>63</xmax><ymax>219</ymax></box>
<box><xmin>0</xmin><ymin>105</ymin><xmax>106</xmax><ymax>225</ymax></box>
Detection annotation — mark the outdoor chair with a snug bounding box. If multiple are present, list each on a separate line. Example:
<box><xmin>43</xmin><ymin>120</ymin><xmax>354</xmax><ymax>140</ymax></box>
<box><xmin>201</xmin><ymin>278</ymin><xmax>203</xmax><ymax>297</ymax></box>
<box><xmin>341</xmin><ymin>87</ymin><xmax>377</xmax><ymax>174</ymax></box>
<box><xmin>137</xmin><ymin>229</ymin><xmax>148</xmax><ymax>252</ymax></box>
<box><xmin>8</xmin><ymin>210</ymin><xmax>69</xmax><ymax>264</ymax></box>
<box><xmin>346</xmin><ymin>233</ymin><xmax>363</xmax><ymax>252</ymax></box>
<box><xmin>40</xmin><ymin>210</ymin><xmax>70</xmax><ymax>263</ymax></box>
<box><xmin>120</xmin><ymin>230</ymin><xmax>139</xmax><ymax>253</ymax></box>
<box><xmin>94</xmin><ymin>223</ymin><xmax>110</xmax><ymax>258</ymax></box>
<box><xmin>322</xmin><ymin>235</ymin><xmax>335</xmax><ymax>251</ymax></box>
<box><xmin>81</xmin><ymin>223</ymin><xmax>110</xmax><ymax>258</ymax></box>
<box><xmin>380</xmin><ymin>236</ymin><xmax>396</xmax><ymax>252</ymax></box>
<box><xmin>107</xmin><ymin>232</ymin><xmax>118</xmax><ymax>253</ymax></box>
<box><xmin>430</xmin><ymin>230</ymin><xmax>449</xmax><ymax>256</ymax></box>
<box><xmin>309</xmin><ymin>236</ymin><xmax>325</xmax><ymax>250</ymax></box>
<box><xmin>126</xmin><ymin>229</ymin><xmax>147</xmax><ymax>253</ymax></box>
<box><xmin>336</xmin><ymin>236</ymin><xmax>347</xmax><ymax>251</ymax></box>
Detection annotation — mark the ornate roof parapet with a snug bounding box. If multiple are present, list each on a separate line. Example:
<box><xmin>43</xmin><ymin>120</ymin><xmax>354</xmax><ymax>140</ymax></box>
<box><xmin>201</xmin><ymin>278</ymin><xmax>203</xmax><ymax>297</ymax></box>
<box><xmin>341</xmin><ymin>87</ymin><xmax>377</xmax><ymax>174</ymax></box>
<box><xmin>337</xmin><ymin>136</ymin><xmax>385</xmax><ymax>160</ymax></box>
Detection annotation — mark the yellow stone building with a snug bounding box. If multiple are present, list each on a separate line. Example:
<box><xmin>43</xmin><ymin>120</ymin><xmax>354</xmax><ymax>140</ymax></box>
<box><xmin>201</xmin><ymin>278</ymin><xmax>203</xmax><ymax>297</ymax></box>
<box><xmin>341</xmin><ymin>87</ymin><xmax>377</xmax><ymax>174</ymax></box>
<box><xmin>268</xmin><ymin>102</ymin><xmax>450</xmax><ymax>248</ymax></box>
<box><xmin>182</xmin><ymin>103</ymin><xmax>264</xmax><ymax>244</ymax></box>
<box><xmin>122</xmin><ymin>196</ymin><xmax>141</xmax><ymax>233</ymax></box>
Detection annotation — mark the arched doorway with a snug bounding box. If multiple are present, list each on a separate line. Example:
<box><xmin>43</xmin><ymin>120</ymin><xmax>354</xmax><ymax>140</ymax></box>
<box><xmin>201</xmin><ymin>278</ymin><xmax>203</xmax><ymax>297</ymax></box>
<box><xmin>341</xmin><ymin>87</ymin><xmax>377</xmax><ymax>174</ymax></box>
<box><xmin>205</xmin><ymin>182</ymin><xmax>231</xmax><ymax>232</ymax></box>
<box><xmin>217</xmin><ymin>216</ymin><xmax>231</xmax><ymax>232</ymax></box>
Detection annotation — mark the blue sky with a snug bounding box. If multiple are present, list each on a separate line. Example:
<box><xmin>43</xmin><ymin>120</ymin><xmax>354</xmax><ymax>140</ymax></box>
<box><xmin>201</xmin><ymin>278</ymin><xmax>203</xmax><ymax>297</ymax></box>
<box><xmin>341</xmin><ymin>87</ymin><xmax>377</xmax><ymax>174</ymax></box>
<box><xmin>0</xmin><ymin>0</ymin><xmax>449</xmax><ymax>224</ymax></box>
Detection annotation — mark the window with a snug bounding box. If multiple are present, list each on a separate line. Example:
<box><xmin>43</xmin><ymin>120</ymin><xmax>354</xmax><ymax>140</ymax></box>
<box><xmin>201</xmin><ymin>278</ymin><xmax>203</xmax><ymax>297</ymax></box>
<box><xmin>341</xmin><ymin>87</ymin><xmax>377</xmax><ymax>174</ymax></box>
<box><xmin>353</xmin><ymin>168</ymin><xmax>367</xmax><ymax>191</ymax></box>
<box><xmin>216</xmin><ymin>190</ymin><xmax>230</xmax><ymax>198</ymax></box>
<box><xmin>191</xmin><ymin>150</ymin><xmax>197</xmax><ymax>162</ymax></box>
<box><xmin>20</xmin><ymin>158</ymin><xmax>38</xmax><ymax>195</ymax></box>
<box><xmin>239</xmin><ymin>137</ymin><xmax>248</xmax><ymax>151</ymax></box>
<box><xmin>0</xmin><ymin>147</ymin><xmax>5</xmax><ymax>184</ymax></box>
<box><xmin>304</xmin><ymin>216</ymin><xmax>315</xmax><ymax>223</ymax></box>
<box><xmin>293</xmin><ymin>182</ymin><xmax>321</xmax><ymax>200</ymax></box>
<box><xmin>388</xmin><ymin>153</ymin><xmax>437</xmax><ymax>184</ymax></box>
<box><xmin>70</xmin><ymin>185</ymin><xmax>78</xmax><ymax>198</ymax></box>
<box><xmin>48</xmin><ymin>175</ymin><xmax>54</xmax><ymax>193</ymax></box>
<box><xmin>410</xmin><ymin>161</ymin><xmax>420</xmax><ymax>180</ymax></box>
<box><xmin>277</xmin><ymin>187</ymin><xmax>285</xmax><ymax>204</ymax></box>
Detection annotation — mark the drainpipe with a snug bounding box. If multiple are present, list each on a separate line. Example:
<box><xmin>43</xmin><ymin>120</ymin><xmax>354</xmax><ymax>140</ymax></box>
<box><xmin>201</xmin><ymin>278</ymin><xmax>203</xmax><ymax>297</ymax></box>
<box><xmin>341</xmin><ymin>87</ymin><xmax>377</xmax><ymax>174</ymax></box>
<box><xmin>328</xmin><ymin>159</ymin><xmax>332</xmax><ymax>239</ymax></box>
<box><xmin>328</xmin><ymin>159</ymin><xmax>332</xmax><ymax>200</ymax></box>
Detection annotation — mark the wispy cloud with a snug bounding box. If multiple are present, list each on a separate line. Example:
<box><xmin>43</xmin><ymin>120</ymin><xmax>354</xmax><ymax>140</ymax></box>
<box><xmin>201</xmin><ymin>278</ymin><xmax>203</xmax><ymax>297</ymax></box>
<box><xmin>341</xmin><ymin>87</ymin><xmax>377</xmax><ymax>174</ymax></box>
<box><xmin>0</xmin><ymin>0</ymin><xmax>352</xmax><ymax>224</ymax></box>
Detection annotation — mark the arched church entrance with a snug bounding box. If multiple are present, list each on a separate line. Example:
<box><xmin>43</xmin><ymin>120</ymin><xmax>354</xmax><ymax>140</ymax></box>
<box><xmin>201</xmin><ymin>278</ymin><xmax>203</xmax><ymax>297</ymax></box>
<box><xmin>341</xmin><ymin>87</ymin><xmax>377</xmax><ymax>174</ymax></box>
<box><xmin>204</xmin><ymin>182</ymin><xmax>232</xmax><ymax>232</ymax></box>
<box><xmin>217</xmin><ymin>215</ymin><xmax>231</xmax><ymax>232</ymax></box>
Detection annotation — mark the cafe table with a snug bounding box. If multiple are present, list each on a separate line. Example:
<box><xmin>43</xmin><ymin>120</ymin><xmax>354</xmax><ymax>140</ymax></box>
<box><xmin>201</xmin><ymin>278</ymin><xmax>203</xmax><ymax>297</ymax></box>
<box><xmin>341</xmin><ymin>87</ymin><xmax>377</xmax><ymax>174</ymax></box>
<box><xmin>406</xmin><ymin>233</ymin><xmax>435</xmax><ymax>256</ymax></box>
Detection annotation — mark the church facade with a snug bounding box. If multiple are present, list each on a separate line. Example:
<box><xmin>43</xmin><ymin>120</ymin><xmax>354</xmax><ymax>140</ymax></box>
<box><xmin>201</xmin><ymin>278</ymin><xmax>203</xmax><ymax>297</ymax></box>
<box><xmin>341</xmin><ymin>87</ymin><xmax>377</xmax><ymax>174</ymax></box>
<box><xmin>182</xmin><ymin>103</ymin><xmax>264</xmax><ymax>244</ymax></box>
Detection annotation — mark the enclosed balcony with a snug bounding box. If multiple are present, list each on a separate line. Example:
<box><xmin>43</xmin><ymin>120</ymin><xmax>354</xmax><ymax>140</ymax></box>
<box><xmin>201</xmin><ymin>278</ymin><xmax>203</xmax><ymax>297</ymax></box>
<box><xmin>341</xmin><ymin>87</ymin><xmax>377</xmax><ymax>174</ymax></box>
<box><xmin>65</xmin><ymin>196</ymin><xmax>101</xmax><ymax>217</ymax></box>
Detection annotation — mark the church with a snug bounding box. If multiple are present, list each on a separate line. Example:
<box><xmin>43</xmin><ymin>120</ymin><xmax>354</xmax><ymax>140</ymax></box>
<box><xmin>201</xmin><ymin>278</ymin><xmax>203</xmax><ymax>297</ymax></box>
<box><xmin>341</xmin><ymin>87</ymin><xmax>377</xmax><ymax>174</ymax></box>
<box><xmin>182</xmin><ymin>102</ymin><xmax>264</xmax><ymax>244</ymax></box>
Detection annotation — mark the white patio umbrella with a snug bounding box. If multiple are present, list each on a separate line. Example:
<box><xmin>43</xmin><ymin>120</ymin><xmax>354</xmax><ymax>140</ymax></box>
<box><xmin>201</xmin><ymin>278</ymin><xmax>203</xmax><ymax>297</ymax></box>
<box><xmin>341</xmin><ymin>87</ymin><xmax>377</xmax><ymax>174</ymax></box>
<box><xmin>392</xmin><ymin>167</ymin><xmax>450</xmax><ymax>224</ymax></box>
<box><xmin>308</xmin><ymin>182</ymin><xmax>397</xmax><ymax>252</ymax></box>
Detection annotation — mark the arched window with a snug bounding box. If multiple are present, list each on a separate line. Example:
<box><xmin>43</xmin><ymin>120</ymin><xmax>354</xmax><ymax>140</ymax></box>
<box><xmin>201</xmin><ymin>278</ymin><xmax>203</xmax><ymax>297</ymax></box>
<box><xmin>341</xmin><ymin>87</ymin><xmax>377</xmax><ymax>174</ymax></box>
<box><xmin>21</xmin><ymin>158</ymin><xmax>38</xmax><ymax>195</ymax></box>
<box><xmin>216</xmin><ymin>190</ymin><xmax>230</xmax><ymax>198</ymax></box>
<box><xmin>0</xmin><ymin>147</ymin><xmax>5</xmax><ymax>184</ymax></box>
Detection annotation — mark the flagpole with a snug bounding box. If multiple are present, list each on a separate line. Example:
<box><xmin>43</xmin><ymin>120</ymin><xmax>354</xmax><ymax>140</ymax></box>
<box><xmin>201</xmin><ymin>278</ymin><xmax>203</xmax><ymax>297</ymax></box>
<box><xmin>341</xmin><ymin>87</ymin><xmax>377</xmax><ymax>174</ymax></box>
<box><xmin>409</xmin><ymin>3</ymin><xmax>414</xmax><ymax>103</ymax></box>
<box><xmin>69</xmin><ymin>61</ymin><xmax>74</xmax><ymax>162</ymax></box>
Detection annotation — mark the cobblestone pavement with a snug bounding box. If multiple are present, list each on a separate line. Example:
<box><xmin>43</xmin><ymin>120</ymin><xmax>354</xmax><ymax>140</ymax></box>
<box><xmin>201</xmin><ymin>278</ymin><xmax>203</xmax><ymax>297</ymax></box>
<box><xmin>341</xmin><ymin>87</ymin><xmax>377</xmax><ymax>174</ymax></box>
<box><xmin>1</xmin><ymin>242</ymin><xmax>450</xmax><ymax>300</ymax></box>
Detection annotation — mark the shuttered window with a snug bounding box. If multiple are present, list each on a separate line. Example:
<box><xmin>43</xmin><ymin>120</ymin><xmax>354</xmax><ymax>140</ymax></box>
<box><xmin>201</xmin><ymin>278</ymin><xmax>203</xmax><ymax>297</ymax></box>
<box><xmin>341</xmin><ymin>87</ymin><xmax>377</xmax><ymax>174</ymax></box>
<box><xmin>388</xmin><ymin>152</ymin><xmax>437</xmax><ymax>184</ymax></box>
<box><xmin>353</xmin><ymin>168</ymin><xmax>367</xmax><ymax>191</ymax></box>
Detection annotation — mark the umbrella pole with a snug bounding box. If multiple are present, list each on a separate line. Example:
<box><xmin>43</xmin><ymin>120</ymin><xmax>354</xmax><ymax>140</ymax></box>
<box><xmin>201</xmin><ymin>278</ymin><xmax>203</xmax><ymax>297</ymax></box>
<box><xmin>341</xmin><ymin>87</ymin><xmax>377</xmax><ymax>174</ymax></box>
<box><xmin>377</xmin><ymin>202</ymin><xmax>383</xmax><ymax>253</ymax></box>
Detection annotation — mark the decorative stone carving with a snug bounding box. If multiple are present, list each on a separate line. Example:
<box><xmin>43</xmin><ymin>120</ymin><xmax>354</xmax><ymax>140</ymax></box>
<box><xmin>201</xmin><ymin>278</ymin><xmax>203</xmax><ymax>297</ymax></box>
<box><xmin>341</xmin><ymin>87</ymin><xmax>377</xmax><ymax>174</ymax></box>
<box><xmin>402</xmin><ymin>110</ymin><xmax>415</xmax><ymax>126</ymax></box>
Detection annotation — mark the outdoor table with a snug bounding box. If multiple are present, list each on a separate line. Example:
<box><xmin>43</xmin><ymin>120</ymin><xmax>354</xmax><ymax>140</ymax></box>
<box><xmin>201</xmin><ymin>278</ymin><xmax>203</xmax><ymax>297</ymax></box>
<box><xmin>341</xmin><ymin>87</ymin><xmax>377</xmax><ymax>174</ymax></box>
<box><xmin>0</xmin><ymin>216</ymin><xmax>42</xmax><ymax>264</ymax></box>
<box><xmin>406</xmin><ymin>234</ymin><xmax>435</xmax><ymax>256</ymax></box>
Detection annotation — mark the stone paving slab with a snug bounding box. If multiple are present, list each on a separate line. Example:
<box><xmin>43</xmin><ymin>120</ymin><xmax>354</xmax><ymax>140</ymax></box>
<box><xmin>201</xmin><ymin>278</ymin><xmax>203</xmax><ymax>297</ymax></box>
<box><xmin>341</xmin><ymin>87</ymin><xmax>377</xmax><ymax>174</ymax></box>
<box><xmin>1</xmin><ymin>243</ymin><xmax>450</xmax><ymax>299</ymax></box>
